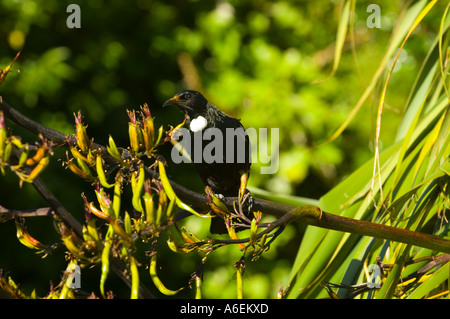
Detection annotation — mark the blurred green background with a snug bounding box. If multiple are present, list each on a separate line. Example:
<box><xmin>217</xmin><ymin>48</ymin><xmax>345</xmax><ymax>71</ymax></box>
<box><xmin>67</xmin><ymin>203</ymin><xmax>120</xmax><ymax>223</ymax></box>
<box><xmin>0</xmin><ymin>0</ymin><xmax>445</xmax><ymax>298</ymax></box>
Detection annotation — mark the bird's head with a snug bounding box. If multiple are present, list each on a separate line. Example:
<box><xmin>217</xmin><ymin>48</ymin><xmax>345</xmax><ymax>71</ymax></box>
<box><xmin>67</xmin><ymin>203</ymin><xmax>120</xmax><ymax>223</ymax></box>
<box><xmin>163</xmin><ymin>90</ymin><xmax>208</xmax><ymax>117</ymax></box>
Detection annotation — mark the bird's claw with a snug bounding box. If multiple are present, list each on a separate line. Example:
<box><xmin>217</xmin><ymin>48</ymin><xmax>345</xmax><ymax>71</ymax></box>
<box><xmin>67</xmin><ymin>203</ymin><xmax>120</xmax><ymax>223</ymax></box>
<box><xmin>239</xmin><ymin>188</ymin><xmax>254</xmax><ymax>212</ymax></box>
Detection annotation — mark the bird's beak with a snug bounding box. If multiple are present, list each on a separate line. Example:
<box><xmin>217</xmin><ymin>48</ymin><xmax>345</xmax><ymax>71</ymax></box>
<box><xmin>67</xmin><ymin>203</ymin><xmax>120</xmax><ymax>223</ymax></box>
<box><xmin>163</xmin><ymin>95</ymin><xmax>180</xmax><ymax>108</ymax></box>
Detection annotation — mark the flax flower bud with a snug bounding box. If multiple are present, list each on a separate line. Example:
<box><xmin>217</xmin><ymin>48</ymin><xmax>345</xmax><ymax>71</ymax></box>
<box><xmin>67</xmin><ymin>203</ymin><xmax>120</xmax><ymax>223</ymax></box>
<box><xmin>74</xmin><ymin>111</ymin><xmax>90</xmax><ymax>153</ymax></box>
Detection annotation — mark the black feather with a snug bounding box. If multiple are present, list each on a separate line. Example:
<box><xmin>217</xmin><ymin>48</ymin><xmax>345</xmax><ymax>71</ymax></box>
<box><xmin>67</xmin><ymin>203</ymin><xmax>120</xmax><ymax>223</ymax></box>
<box><xmin>164</xmin><ymin>90</ymin><xmax>252</xmax><ymax>233</ymax></box>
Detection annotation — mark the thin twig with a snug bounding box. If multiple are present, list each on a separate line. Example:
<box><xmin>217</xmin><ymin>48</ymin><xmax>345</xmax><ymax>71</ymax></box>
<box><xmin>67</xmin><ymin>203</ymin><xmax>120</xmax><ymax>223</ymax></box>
<box><xmin>0</xmin><ymin>206</ymin><xmax>54</xmax><ymax>221</ymax></box>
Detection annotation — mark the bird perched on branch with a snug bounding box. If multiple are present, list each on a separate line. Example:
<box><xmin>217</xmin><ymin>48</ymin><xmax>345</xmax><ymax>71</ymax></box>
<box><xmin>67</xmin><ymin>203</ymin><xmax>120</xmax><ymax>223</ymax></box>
<box><xmin>163</xmin><ymin>90</ymin><xmax>252</xmax><ymax>233</ymax></box>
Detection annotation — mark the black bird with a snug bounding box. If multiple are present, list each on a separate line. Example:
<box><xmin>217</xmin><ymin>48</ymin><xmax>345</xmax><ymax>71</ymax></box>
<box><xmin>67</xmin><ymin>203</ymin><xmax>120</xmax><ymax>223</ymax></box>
<box><xmin>163</xmin><ymin>90</ymin><xmax>251</xmax><ymax>233</ymax></box>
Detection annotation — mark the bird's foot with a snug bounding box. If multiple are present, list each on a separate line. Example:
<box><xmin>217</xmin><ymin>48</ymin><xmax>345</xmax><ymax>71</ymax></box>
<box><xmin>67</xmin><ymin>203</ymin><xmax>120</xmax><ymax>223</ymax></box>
<box><xmin>239</xmin><ymin>188</ymin><xmax>254</xmax><ymax>212</ymax></box>
<box><xmin>234</xmin><ymin>188</ymin><xmax>254</xmax><ymax>227</ymax></box>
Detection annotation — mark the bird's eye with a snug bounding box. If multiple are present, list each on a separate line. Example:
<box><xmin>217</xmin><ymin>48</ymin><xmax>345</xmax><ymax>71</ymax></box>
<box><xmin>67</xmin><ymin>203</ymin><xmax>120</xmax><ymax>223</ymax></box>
<box><xmin>181</xmin><ymin>93</ymin><xmax>191</xmax><ymax>100</ymax></box>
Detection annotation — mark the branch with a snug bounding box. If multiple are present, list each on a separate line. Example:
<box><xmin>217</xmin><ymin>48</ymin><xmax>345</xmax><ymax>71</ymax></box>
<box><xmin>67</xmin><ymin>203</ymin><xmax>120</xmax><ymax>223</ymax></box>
<box><xmin>0</xmin><ymin>205</ymin><xmax>54</xmax><ymax>221</ymax></box>
<box><xmin>0</xmin><ymin>97</ymin><xmax>74</xmax><ymax>146</ymax></box>
<box><xmin>32</xmin><ymin>176</ymin><xmax>84</xmax><ymax>236</ymax></box>
<box><xmin>2</xmin><ymin>98</ymin><xmax>450</xmax><ymax>254</ymax></box>
<box><xmin>168</xmin><ymin>176</ymin><xmax>450</xmax><ymax>253</ymax></box>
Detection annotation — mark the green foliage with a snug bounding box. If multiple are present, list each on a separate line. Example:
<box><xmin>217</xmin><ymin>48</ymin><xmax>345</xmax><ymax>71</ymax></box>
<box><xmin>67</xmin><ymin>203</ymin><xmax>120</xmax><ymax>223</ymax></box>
<box><xmin>287</xmin><ymin>0</ymin><xmax>450</xmax><ymax>299</ymax></box>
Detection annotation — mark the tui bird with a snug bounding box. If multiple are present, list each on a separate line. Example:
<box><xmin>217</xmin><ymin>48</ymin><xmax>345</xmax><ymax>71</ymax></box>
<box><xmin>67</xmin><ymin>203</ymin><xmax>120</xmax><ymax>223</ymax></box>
<box><xmin>163</xmin><ymin>90</ymin><xmax>252</xmax><ymax>233</ymax></box>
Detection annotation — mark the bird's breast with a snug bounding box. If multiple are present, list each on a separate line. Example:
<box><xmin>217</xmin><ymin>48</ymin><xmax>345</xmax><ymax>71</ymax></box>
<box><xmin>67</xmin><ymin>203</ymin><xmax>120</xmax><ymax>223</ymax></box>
<box><xmin>189</xmin><ymin>116</ymin><xmax>208</xmax><ymax>132</ymax></box>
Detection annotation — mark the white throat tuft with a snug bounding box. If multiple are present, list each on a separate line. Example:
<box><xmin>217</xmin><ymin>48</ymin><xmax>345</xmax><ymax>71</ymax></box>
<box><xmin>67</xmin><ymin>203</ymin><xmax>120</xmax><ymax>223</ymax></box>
<box><xmin>189</xmin><ymin>116</ymin><xmax>208</xmax><ymax>132</ymax></box>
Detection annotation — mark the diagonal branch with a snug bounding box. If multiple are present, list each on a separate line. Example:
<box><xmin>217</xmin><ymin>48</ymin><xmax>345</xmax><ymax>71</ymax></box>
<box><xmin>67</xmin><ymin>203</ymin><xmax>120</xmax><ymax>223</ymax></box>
<box><xmin>0</xmin><ymin>97</ymin><xmax>75</xmax><ymax>146</ymax></box>
<box><xmin>1</xmin><ymin>98</ymin><xmax>450</xmax><ymax>254</ymax></box>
